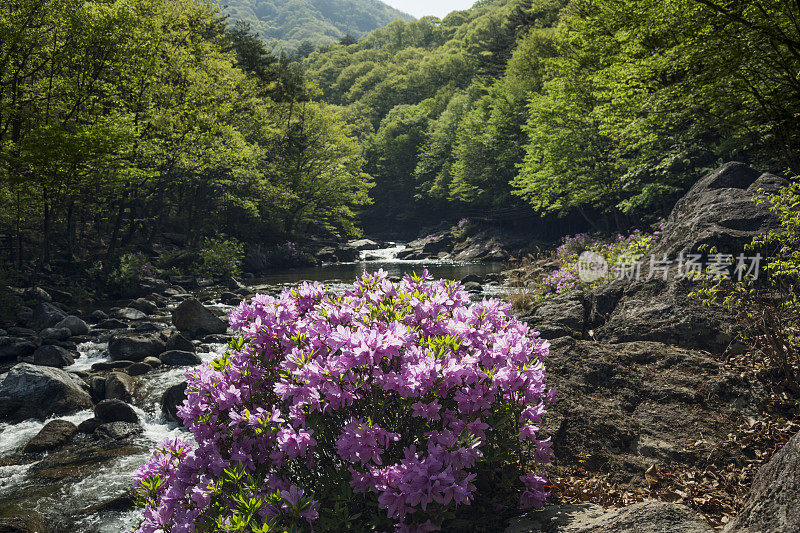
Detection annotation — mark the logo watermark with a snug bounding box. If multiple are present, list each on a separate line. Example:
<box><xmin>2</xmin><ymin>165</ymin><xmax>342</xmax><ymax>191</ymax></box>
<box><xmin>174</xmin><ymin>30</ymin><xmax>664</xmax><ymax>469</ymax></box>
<box><xmin>578</xmin><ymin>253</ymin><xmax>763</xmax><ymax>282</ymax></box>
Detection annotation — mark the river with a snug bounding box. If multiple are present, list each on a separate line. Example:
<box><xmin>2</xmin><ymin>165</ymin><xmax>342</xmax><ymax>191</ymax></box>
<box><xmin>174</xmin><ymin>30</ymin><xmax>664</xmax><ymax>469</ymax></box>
<box><xmin>0</xmin><ymin>245</ymin><xmax>508</xmax><ymax>531</ymax></box>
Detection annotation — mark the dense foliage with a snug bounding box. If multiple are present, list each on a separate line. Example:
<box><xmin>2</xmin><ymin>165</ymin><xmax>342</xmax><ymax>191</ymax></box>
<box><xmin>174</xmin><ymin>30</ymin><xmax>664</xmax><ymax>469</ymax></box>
<box><xmin>696</xmin><ymin>181</ymin><xmax>800</xmax><ymax>393</ymax></box>
<box><xmin>134</xmin><ymin>271</ymin><xmax>554</xmax><ymax>532</ymax></box>
<box><xmin>0</xmin><ymin>0</ymin><xmax>372</xmax><ymax>276</ymax></box>
<box><xmin>224</xmin><ymin>0</ymin><xmax>414</xmax><ymax>52</ymax></box>
<box><xmin>304</xmin><ymin>0</ymin><xmax>800</xmax><ymax>233</ymax></box>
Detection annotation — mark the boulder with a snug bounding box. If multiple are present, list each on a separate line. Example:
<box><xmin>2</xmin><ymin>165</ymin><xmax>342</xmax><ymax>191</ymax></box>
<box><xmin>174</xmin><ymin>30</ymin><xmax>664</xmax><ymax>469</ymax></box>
<box><xmin>126</xmin><ymin>362</ymin><xmax>152</xmax><ymax>376</ymax></box>
<box><xmin>23</xmin><ymin>419</ymin><xmax>78</xmax><ymax>453</ymax></box>
<box><xmin>220</xmin><ymin>291</ymin><xmax>242</xmax><ymax>305</ymax></box>
<box><xmin>54</xmin><ymin>316</ymin><xmax>90</xmax><ymax>336</ymax></box>
<box><xmin>94</xmin><ymin>399</ymin><xmax>139</xmax><ymax>423</ymax></box>
<box><xmin>96</xmin><ymin>318</ymin><xmax>129</xmax><ymax>330</ymax></box>
<box><xmin>6</xmin><ymin>327</ymin><xmax>36</xmax><ymax>337</ymax></box>
<box><xmin>32</xmin><ymin>345</ymin><xmax>75</xmax><ymax>368</ymax></box>
<box><xmin>77</xmin><ymin>417</ymin><xmax>102</xmax><ymax>434</ymax></box>
<box><xmin>29</xmin><ymin>302</ymin><xmax>67</xmax><ymax>331</ymax></box>
<box><xmin>723</xmin><ymin>430</ymin><xmax>800</xmax><ymax>533</ymax></box>
<box><xmin>108</xmin><ymin>334</ymin><xmax>165</xmax><ymax>362</ymax></box>
<box><xmin>104</xmin><ymin>371</ymin><xmax>135</xmax><ymax>402</ymax></box>
<box><xmin>94</xmin><ymin>421</ymin><xmax>143</xmax><ymax>441</ymax></box>
<box><xmin>161</xmin><ymin>382</ymin><xmax>187</xmax><ymax>422</ymax></box>
<box><xmin>128</xmin><ymin>298</ymin><xmax>158</xmax><ymax>315</ymax></box>
<box><xmin>172</xmin><ymin>298</ymin><xmax>227</xmax><ymax>337</ymax></box>
<box><xmin>159</xmin><ymin>350</ymin><xmax>202</xmax><ymax>367</ymax></box>
<box><xmin>652</xmin><ymin>162</ymin><xmax>787</xmax><ymax>259</ymax></box>
<box><xmin>0</xmin><ymin>337</ymin><xmax>39</xmax><ymax>362</ymax></box>
<box><xmin>143</xmin><ymin>356</ymin><xmax>162</xmax><ymax>368</ymax></box>
<box><xmin>114</xmin><ymin>307</ymin><xmax>147</xmax><ymax>321</ymax></box>
<box><xmin>348</xmin><ymin>238</ymin><xmax>382</xmax><ymax>251</ymax></box>
<box><xmin>463</xmin><ymin>281</ymin><xmax>483</xmax><ymax>293</ymax></box>
<box><xmin>134</xmin><ymin>322</ymin><xmax>165</xmax><ymax>333</ymax></box>
<box><xmin>39</xmin><ymin>327</ymin><xmax>72</xmax><ymax>342</ymax></box>
<box><xmin>0</xmin><ymin>363</ymin><xmax>93</xmax><ymax>422</ymax></box>
<box><xmin>88</xmin><ymin>310</ymin><xmax>109</xmax><ymax>323</ymax></box>
<box><xmin>507</xmin><ymin>501</ymin><xmax>712</xmax><ymax>533</ymax></box>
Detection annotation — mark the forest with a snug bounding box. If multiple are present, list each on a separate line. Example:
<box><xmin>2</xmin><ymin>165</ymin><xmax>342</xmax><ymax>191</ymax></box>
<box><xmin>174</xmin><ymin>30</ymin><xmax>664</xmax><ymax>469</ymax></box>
<box><xmin>1</xmin><ymin>0</ymin><xmax>799</xmax><ymax>270</ymax></box>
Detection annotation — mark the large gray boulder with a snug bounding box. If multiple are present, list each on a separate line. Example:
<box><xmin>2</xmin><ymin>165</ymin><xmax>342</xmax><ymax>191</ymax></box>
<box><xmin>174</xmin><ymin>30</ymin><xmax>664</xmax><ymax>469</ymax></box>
<box><xmin>0</xmin><ymin>363</ymin><xmax>93</xmax><ymax>422</ymax></box>
<box><xmin>724</xmin><ymin>431</ymin><xmax>800</xmax><ymax>533</ymax></box>
<box><xmin>108</xmin><ymin>334</ymin><xmax>165</xmax><ymax>362</ymax></box>
<box><xmin>507</xmin><ymin>501</ymin><xmax>712</xmax><ymax>532</ymax></box>
<box><xmin>590</xmin><ymin>163</ymin><xmax>787</xmax><ymax>354</ymax></box>
<box><xmin>171</xmin><ymin>298</ymin><xmax>227</xmax><ymax>337</ymax></box>
<box><xmin>652</xmin><ymin>162</ymin><xmax>787</xmax><ymax>259</ymax></box>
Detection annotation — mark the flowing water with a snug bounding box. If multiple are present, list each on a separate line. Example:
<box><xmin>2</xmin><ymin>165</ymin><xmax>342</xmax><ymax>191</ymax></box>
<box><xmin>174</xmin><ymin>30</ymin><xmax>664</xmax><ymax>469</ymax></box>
<box><xmin>0</xmin><ymin>245</ymin><xmax>507</xmax><ymax>531</ymax></box>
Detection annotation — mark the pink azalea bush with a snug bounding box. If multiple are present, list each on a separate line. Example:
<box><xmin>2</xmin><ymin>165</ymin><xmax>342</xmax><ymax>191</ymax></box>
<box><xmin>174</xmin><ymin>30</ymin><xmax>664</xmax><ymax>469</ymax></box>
<box><xmin>133</xmin><ymin>270</ymin><xmax>554</xmax><ymax>532</ymax></box>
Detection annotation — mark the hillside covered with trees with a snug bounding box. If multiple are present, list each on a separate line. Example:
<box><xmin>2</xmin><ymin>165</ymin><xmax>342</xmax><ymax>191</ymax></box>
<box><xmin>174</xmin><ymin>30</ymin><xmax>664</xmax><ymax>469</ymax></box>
<box><xmin>223</xmin><ymin>0</ymin><xmax>414</xmax><ymax>52</ymax></box>
<box><xmin>304</xmin><ymin>0</ymin><xmax>800</xmax><ymax>234</ymax></box>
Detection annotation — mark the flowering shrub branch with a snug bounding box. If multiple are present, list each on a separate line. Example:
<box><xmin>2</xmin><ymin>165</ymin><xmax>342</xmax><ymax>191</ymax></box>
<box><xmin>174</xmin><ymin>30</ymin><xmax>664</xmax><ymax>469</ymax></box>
<box><xmin>134</xmin><ymin>270</ymin><xmax>554</xmax><ymax>532</ymax></box>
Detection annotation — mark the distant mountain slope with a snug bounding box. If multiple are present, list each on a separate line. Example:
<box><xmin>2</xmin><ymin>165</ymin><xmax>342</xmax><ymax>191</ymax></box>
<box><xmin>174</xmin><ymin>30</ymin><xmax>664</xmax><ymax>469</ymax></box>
<box><xmin>223</xmin><ymin>0</ymin><xmax>414</xmax><ymax>51</ymax></box>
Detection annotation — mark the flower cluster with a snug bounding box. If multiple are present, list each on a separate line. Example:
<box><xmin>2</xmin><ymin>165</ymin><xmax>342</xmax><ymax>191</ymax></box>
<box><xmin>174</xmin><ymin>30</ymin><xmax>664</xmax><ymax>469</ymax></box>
<box><xmin>533</xmin><ymin>220</ymin><xmax>666</xmax><ymax>300</ymax></box>
<box><xmin>134</xmin><ymin>270</ymin><xmax>554</xmax><ymax>532</ymax></box>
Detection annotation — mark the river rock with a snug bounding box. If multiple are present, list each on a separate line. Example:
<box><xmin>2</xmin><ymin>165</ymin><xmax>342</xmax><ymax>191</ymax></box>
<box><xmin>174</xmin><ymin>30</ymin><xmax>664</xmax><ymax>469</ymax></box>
<box><xmin>159</xmin><ymin>350</ymin><xmax>201</xmax><ymax>366</ymax></box>
<box><xmin>723</xmin><ymin>430</ymin><xmax>800</xmax><ymax>533</ymax></box>
<box><xmin>0</xmin><ymin>337</ymin><xmax>39</xmax><ymax>362</ymax></box>
<box><xmin>77</xmin><ymin>417</ymin><xmax>102</xmax><ymax>434</ymax></box>
<box><xmin>94</xmin><ymin>399</ymin><xmax>138</xmax><ymax>423</ymax></box>
<box><xmin>32</xmin><ymin>345</ymin><xmax>75</xmax><ymax>368</ymax></box>
<box><xmin>161</xmin><ymin>382</ymin><xmax>187</xmax><ymax>422</ymax></box>
<box><xmin>104</xmin><ymin>371</ymin><xmax>135</xmax><ymax>402</ymax></box>
<box><xmin>126</xmin><ymin>362</ymin><xmax>152</xmax><ymax>376</ymax></box>
<box><xmin>0</xmin><ymin>363</ymin><xmax>93</xmax><ymax>422</ymax></box>
<box><xmin>348</xmin><ymin>238</ymin><xmax>381</xmax><ymax>251</ymax></box>
<box><xmin>134</xmin><ymin>322</ymin><xmax>165</xmax><ymax>333</ymax></box>
<box><xmin>39</xmin><ymin>327</ymin><xmax>72</xmax><ymax>342</ymax></box>
<box><xmin>7</xmin><ymin>326</ymin><xmax>36</xmax><ymax>337</ymax></box>
<box><xmin>462</xmin><ymin>281</ymin><xmax>483</xmax><ymax>293</ymax></box>
<box><xmin>88</xmin><ymin>310</ymin><xmax>109</xmax><ymax>323</ymax></box>
<box><xmin>165</xmin><ymin>332</ymin><xmax>195</xmax><ymax>353</ymax></box>
<box><xmin>96</xmin><ymin>318</ymin><xmax>128</xmax><ymax>330</ymax></box>
<box><xmin>94</xmin><ymin>421</ymin><xmax>143</xmax><ymax>441</ymax></box>
<box><xmin>54</xmin><ymin>316</ymin><xmax>90</xmax><ymax>336</ymax></box>
<box><xmin>220</xmin><ymin>291</ymin><xmax>242</xmax><ymax>305</ymax></box>
<box><xmin>91</xmin><ymin>360</ymin><xmax>132</xmax><ymax>372</ymax></box>
<box><xmin>172</xmin><ymin>298</ymin><xmax>227</xmax><ymax>337</ymax></box>
<box><xmin>128</xmin><ymin>298</ymin><xmax>158</xmax><ymax>315</ymax></box>
<box><xmin>507</xmin><ymin>501</ymin><xmax>712</xmax><ymax>532</ymax></box>
<box><xmin>108</xmin><ymin>334</ymin><xmax>165</xmax><ymax>361</ymax></box>
<box><xmin>143</xmin><ymin>356</ymin><xmax>162</xmax><ymax>368</ymax></box>
<box><xmin>115</xmin><ymin>307</ymin><xmax>147</xmax><ymax>321</ymax></box>
<box><xmin>23</xmin><ymin>419</ymin><xmax>78</xmax><ymax>453</ymax></box>
<box><xmin>29</xmin><ymin>302</ymin><xmax>67</xmax><ymax>331</ymax></box>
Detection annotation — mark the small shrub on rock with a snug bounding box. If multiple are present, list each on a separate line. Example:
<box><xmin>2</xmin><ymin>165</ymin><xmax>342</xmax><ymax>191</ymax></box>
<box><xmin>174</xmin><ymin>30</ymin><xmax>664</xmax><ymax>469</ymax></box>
<box><xmin>134</xmin><ymin>270</ymin><xmax>554</xmax><ymax>532</ymax></box>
